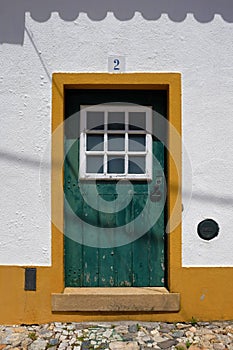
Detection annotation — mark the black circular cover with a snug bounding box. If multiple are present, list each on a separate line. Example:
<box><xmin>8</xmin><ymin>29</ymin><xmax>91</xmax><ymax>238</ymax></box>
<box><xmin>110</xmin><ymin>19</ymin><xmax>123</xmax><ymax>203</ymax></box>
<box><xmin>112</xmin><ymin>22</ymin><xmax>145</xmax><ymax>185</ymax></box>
<box><xmin>197</xmin><ymin>219</ymin><xmax>219</xmax><ymax>241</ymax></box>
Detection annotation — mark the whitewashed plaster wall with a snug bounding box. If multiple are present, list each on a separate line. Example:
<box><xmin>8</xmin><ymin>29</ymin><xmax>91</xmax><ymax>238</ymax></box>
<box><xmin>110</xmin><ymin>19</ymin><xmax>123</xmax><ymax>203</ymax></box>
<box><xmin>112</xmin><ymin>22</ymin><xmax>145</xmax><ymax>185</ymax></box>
<box><xmin>0</xmin><ymin>3</ymin><xmax>233</xmax><ymax>266</ymax></box>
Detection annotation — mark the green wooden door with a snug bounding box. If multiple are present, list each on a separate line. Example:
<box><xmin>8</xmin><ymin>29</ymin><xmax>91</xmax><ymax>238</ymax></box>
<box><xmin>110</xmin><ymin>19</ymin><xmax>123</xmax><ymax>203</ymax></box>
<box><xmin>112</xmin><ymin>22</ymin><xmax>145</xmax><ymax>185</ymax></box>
<box><xmin>64</xmin><ymin>90</ymin><xmax>167</xmax><ymax>287</ymax></box>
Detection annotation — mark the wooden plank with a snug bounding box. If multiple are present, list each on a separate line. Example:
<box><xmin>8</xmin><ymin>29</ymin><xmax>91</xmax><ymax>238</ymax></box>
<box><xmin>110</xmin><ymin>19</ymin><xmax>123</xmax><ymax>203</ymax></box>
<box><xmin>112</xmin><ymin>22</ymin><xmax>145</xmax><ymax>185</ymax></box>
<box><xmin>132</xmin><ymin>189</ymin><xmax>150</xmax><ymax>287</ymax></box>
<box><xmin>114</xmin><ymin>191</ymin><xmax>133</xmax><ymax>287</ymax></box>
<box><xmin>144</xmin><ymin>141</ymin><xmax>165</xmax><ymax>286</ymax></box>
<box><xmin>82</xmin><ymin>183</ymin><xmax>100</xmax><ymax>287</ymax></box>
<box><xmin>98</xmin><ymin>189</ymin><xmax>116</xmax><ymax>287</ymax></box>
<box><xmin>64</xmin><ymin>139</ymin><xmax>83</xmax><ymax>287</ymax></box>
<box><xmin>149</xmin><ymin>214</ymin><xmax>165</xmax><ymax>286</ymax></box>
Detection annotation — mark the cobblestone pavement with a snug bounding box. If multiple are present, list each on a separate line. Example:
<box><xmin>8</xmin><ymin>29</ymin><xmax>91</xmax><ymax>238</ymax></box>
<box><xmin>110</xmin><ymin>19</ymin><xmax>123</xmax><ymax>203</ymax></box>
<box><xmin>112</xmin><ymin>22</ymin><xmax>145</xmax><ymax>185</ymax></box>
<box><xmin>0</xmin><ymin>321</ymin><xmax>232</xmax><ymax>350</ymax></box>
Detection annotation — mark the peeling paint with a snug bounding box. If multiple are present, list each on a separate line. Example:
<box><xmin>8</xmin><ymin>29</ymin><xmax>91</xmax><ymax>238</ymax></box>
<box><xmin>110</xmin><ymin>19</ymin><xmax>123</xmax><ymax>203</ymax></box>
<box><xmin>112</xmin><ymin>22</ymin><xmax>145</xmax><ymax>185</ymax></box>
<box><xmin>200</xmin><ymin>289</ymin><xmax>208</xmax><ymax>301</ymax></box>
<box><xmin>85</xmin><ymin>273</ymin><xmax>90</xmax><ymax>283</ymax></box>
<box><xmin>161</xmin><ymin>262</ymin><xmax>165</xmax><ymax>271</ymax></box>
<box><xmin>120</xmin><ymin>280</ymin><xmax>132</xmax><ymax>287</ymax></box>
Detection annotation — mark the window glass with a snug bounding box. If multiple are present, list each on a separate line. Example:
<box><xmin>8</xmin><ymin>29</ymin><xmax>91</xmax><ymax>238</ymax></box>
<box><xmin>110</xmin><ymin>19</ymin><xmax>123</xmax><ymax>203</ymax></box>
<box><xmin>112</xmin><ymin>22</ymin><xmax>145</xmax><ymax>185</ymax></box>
<box><xmin>107</xmin><ymin>157</ymin><xmax>124</xmax><ymax>173</ymax></box>
<box><xmin>87</xmin><ymin>135</ymin><xmax>104</xmax><ymax>151</ymax></box>
<box><xmin>108</xmin><ymin>112</ymin><xmax>125</xmax><ymax>130</ymax></box>
<box><xmin>108</xmin><ymin>135</ymin><xmax>125</xmax><ymax>151</ymax></box>
<box><xmin>86</xmin><ymin>156</ymin><xmax>104</xmax><ymax>173</ymax></box>
<box><xmin>128</xmin><ymin>156</ymin><xmax>145</xmax><ymax>174</ymax></box>
<box><xmin>87</xmin><ymin>111</ymin><xmax>104</xmax><ymax>130</ymax></box>
<box><xmin>128</xmin><ymin>135</ymin><xmax>146</xmax><ymax>152</ymax></box>
<box><xmin>129</xmin><ymin>112</ymin><xmax>146</xmax><ymax>130</ymax></box>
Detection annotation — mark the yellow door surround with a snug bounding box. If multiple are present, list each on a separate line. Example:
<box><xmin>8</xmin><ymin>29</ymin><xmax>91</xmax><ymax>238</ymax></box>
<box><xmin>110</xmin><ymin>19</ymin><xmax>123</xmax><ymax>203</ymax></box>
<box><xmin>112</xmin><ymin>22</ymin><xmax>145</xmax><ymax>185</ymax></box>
<box><xmin>51</xmin><ymin>72</ymin><xmax>182</xmax><ymax>313</ymax></box>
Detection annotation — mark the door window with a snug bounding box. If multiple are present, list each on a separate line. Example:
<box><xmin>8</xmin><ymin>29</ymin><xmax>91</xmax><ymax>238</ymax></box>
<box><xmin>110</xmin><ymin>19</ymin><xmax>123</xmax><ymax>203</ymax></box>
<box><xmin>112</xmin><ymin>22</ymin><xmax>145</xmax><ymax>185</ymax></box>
<box><xmin>79</xmin><ymin>105</ymin><xmax>152</xmax><ymax>180</ymax></box>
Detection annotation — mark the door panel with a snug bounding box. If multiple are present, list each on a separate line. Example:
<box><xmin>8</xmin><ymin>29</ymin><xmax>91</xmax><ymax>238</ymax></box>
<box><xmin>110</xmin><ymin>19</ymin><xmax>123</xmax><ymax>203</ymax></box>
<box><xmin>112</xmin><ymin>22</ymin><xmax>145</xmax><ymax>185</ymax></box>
<box><xmin>64</xmin><ymin>90</ymin><xmax>167</xmax><ymax>287</ymax></box>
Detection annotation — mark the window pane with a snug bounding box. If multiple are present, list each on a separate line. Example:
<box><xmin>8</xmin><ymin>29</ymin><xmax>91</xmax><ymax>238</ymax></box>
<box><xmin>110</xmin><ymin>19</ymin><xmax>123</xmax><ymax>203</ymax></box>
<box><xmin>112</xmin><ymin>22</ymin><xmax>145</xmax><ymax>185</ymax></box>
<box><xmin>87</xmin><ymin>135</ymin><xmax>104</xmax><ymax>151</ymax></box>
<box><xmin>129</xmin><ymin>135</ymin><xmax>146</xmax><ymax>151</ymax></box>
<box><xmin>128</xmin><ymin>156</ymin><xmax>145</xmax><ymax>174</ymax></box>
<box><xmin>108</xmin><ymin>135</ymin><xmax>125</xmax><ymax>151</ymax></box>
<box><xmin>108</xmin><ymin>112</ymin><xmax>125</xmax><ymax>130</ymax></box>
<box><xmin>129</xmin><ymin>112</ymin><xmax>146</xmax><ymax>130</ymax></box>
<box><xmin>86</xmin><ymin>156</ymin><xmax>104</xmax><ymax>173</ymax></box>
<box><xmin>107</xmin><ymin>157</ymin><xmax>124</xmax><ymax>174</ymax></box>
<box><xmin>87</xmin><ymin>111</ymin><xmax>104</xmax><ymax>130</ymax></box>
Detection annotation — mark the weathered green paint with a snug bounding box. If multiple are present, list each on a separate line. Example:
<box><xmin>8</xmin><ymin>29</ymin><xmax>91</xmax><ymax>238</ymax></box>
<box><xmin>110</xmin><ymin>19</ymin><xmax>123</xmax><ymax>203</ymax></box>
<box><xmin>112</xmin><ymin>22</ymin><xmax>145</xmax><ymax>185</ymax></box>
<box><xmin>64</xmin><ymin>90</ymin><xmax>167</xmax><ymax>287</ymax></box>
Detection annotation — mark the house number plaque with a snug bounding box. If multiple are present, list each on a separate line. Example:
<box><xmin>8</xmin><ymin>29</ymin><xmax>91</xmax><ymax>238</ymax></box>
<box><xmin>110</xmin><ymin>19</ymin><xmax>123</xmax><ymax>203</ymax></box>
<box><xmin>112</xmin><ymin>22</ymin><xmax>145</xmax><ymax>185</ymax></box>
<box><xmin>108</xmin><ymin>56</ymin><xmax>126</xmax><ymax>72</ymax></box>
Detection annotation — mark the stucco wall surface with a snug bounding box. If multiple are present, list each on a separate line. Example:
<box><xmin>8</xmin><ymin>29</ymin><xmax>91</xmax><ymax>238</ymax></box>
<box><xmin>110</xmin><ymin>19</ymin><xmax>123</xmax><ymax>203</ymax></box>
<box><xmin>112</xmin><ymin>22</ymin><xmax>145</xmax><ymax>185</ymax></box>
<box><xmin>0</xmin><ymin>5</ymin><xmax>233</xmax><ymax>266</ymax></box>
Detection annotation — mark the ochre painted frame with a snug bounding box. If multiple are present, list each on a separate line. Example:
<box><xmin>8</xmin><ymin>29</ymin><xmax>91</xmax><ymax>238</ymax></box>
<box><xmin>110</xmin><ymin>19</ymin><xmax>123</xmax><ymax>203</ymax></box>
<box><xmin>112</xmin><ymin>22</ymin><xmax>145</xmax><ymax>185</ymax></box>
<box><xmin>51</xmin><ymin>72</ymin><xmax>182</xmax><ymax>309</ymax></box>
<box><xmin>1</xmin><ymin>73</ymin><xmax>233</xmax><ymax>323</ymax></box>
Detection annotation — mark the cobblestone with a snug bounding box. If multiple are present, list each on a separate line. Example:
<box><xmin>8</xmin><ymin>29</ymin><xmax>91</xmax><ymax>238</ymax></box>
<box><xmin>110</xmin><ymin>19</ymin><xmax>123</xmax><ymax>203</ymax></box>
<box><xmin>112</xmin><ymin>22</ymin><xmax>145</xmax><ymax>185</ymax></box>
<box><xmin>0</xmin><ymin>321</ymin><xmax>232</xmax><ymax>349</ymax></box>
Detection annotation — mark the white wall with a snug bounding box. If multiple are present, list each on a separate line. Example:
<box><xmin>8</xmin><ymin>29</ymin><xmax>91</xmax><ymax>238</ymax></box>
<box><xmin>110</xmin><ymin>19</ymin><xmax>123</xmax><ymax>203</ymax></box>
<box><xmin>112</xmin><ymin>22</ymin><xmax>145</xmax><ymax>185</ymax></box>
<box><xmin>0</xmin><ymin>2</ymin><xmax>233</xmax><ymax>266</ymax></box>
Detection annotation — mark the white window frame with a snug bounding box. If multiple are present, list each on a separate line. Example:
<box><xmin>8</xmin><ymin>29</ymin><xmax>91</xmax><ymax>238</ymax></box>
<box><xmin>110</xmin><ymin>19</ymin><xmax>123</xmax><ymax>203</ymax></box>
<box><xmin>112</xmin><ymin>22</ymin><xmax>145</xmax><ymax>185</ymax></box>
<box><xmin>79</xmin><ymin>104</ymin><xmax>152</xmax><ymax>180</ymax></box>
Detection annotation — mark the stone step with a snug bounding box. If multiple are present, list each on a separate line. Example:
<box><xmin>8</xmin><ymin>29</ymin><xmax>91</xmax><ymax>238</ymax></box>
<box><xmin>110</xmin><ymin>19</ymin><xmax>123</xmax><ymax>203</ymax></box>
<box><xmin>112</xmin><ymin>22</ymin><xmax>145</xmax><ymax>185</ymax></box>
<box><xmin>51</xmin><ymin>287</ymin><xmax>180</xmax><ymax>312</ymax></box>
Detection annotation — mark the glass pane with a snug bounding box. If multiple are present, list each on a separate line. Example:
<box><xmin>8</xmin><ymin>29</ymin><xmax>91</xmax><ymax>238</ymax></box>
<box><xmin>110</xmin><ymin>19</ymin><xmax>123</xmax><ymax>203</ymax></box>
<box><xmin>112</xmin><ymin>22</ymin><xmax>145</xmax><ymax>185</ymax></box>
<box><xmin>108</xmin><ymin>112</ymin><xmax>125</xmax><ymax>130</ymax></box>
<box><xmin>86</xmin><ymin>156</ymin><xmax>104</xmax><ymax>173</ymax></box>
<box><xmin>108</xmin><ymin>135</ymin><xmax>125</xmax><ymax>151</ymax></box>
<box><xmin>87</xmin><ymin>135</ymin><xmax>104</xmax><ymax>151</ymax></box>
<box><xmin>129</xmin><ymin>112</ymin><xmax>146</xmax><ymax>130</ymax></box>
<box><xmin>87</xmin><ymin>111</ymin><xmax>104</xmax><ymax>130</ymax></box>
<box><xmin>128</xmin><ymin>135</ymin><xmax>146</xmax><ymax>152</ymax></box>
<box><xmin>107</xmin><ymin>156</ymin><xmax>124</xmax><ymax>174</ymax></box>
<box><xmin>128</xmin><ymin>156</ymin><xmax>145</xmax><ymax>174</ymax></box>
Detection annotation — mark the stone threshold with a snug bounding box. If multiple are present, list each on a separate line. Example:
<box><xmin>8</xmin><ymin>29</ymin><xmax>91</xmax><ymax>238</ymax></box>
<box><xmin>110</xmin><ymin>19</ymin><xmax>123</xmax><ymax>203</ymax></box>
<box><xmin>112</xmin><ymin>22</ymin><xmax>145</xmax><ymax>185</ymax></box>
<box><xmin>51</xmin><ymin>287</ymin><xmax>180</xmax><ymax>312</ymax></box>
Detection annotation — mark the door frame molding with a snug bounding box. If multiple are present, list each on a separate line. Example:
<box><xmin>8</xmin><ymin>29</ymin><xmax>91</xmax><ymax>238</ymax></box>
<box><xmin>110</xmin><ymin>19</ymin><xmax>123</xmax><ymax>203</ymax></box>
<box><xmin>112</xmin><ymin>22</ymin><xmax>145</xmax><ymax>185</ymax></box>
<box><xmin>51</xmin><ymin>73</ymin><xmax>182</xmax><ymax>297</ymax></box>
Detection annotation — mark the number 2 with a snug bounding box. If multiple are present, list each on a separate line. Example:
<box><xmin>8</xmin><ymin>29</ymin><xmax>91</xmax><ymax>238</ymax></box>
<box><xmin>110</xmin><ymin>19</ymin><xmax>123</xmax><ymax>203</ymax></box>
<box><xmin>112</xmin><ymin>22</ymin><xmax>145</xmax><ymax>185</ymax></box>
<box><xmin>114</xmin><ymin>59</ymin><xmax>120</xmax><ymax>71</ymax></box>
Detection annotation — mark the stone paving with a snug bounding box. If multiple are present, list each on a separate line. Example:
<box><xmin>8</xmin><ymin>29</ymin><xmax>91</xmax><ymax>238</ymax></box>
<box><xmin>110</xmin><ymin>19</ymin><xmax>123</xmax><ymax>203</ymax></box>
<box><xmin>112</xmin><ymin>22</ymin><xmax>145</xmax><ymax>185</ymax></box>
<box><xmin>0</xmin><ymin>321</ymin><xmax>232</xmax><ymax>350</ymax></box>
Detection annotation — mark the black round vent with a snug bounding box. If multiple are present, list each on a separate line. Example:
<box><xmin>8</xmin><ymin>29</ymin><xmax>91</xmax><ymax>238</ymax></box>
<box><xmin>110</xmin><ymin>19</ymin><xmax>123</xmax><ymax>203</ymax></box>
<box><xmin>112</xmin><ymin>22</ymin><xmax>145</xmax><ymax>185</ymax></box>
<box><xmin>197</xmin><ymin>219</ymin><xmax>219</xmax><ymax>241</ymax></box>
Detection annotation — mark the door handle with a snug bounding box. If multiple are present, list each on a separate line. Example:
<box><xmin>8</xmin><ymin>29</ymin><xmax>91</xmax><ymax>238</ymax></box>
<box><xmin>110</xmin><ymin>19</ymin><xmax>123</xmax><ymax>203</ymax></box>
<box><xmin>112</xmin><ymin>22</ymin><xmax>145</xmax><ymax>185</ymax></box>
<box><xmin>150</xmin><ymin>185</ymin><xmax>162</xmax><ymax>202</ymax></box>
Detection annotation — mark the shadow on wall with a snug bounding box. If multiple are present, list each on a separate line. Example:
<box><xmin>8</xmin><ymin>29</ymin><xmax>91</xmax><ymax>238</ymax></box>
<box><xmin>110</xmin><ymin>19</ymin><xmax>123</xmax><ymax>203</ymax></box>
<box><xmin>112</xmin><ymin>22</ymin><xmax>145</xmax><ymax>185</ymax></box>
<box><xmin>1</xmin><ymin>0</ymin><xmax>233</xmax><ymax>45</ymax></box>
